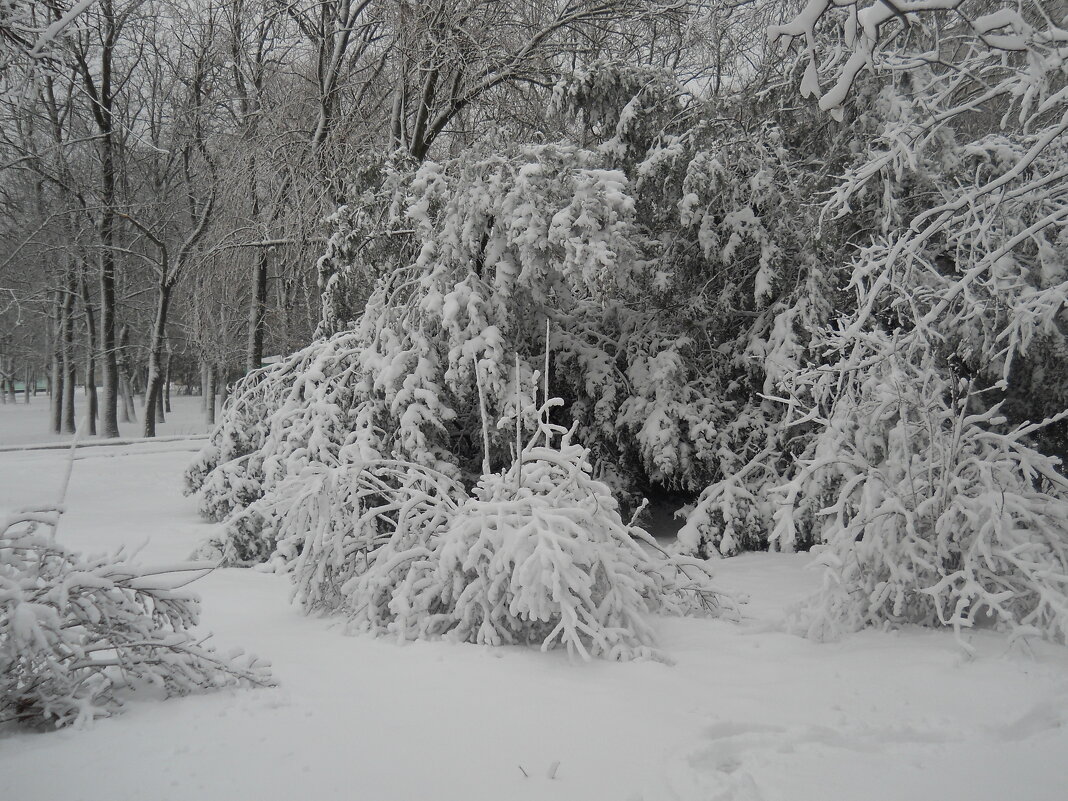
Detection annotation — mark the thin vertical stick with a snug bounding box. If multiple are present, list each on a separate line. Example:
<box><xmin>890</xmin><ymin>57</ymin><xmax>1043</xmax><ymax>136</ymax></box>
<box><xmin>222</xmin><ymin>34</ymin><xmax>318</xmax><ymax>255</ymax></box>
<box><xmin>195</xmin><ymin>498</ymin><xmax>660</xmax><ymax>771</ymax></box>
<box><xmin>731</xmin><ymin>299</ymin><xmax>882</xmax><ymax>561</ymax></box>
<box><xmin>514</xmin><ymin>353</ymin><xmax>522</xmax><ymax>492</ymax></box>
<box><xmin>475</xmin><ymin>360</ymin><xmax>492</xmax><ymax>476</ymax></box>
<box><xmin>543</xmin><ymin>319</ymin><xmax>551</xmax><ymax>442</ymax></box>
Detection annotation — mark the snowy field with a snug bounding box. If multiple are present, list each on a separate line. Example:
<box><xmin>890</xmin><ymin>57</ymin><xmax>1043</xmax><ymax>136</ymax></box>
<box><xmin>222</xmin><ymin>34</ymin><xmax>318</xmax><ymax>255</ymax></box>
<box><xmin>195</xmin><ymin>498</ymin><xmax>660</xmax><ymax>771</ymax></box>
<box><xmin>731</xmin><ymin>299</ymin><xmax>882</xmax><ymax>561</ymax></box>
<box><xmin>0</xmin><ymin>390</ymin><xmax>209</xmax><ymax>449</ymax></box>
<box><xmin>2</xmin><ymin>396</ymin><xmax>1068</xmax><ymax>801</ymax></box>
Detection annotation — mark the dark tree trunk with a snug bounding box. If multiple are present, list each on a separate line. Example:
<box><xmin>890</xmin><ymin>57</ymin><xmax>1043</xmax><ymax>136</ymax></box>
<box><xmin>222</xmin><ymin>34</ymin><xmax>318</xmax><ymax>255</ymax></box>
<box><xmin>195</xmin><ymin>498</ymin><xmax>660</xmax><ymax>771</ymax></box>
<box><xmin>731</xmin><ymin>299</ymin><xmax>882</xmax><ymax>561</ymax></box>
<box><xmin>99</xmin><ymin>202</ymin><xmax>120</xmax><ymax>436</ymax></box>
<box><xmin>61</xmin><ymin>273</ymin><xmax>76</xmax><ymax>434</ymax></box>
<box><xmin>80</xmin><ymin>270</ymin><xmax>98</xmax><ymax>435</ymax></box>
<box><xmin>143</xmin><ymin>285</ymin><xmax>171</xmax><ymax>438</ymax></box>
<box><xmin>117</xmin><ymin>323</ymin><xmax>137</xmax><ymax>423</ymax></box>
<box><xmin>84</xmin><ymin>357</ymin><xmax>97</xmax><ymax>435</ymax></box>
<box><xmin>246</xmin><ymin>247</ymin><xmax>269</xmax><ymax>372</ymax></box>
<box><xmin>82</xmin><ymin>0</ymin><xmax>121</xmax><ymax>438</ymax></box>
<box><xmin>51</xmin><ymin>301</ymin><xmax>63</xmax><ymax>434</ymax></box>
<box><xmin>205</xmin><ymin>364</ymin><xmax>216</xmax><ymax>426</ymax></box>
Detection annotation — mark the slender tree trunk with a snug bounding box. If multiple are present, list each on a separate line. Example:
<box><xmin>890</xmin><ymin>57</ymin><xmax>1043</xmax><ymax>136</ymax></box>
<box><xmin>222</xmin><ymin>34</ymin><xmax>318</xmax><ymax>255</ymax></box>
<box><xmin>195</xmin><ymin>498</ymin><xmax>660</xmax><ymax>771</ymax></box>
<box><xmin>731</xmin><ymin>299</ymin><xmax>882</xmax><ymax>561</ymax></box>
<box><xmin>90</xmin><ymin>5</ymin><xmax>121</xmax><ymax>439</ymax></box>
<box><xmin>62</xmin><ymin>361</ymin><xmax>76</xmax><ymax>434</ymax></box>
<box><xmin>99</xmin><ymin>211</ymin><xmax>120</xmax><ymax>436</ymax></box>
<box><xmin>118</xmin><ymin>384</ymin><xmax>129</xmax><ymax>422</ymax></box>
<box><xmin>50</xmin><ymin>290</ymin><xmax>64</xmax><ymax>433</ymax></box>
<box><xmin>80</xmin><ymin>270</ymin><xmax>98</xmax><ymax>435</ymax></box>
<box><xmin>245</xmin><ymin>150</ymin><xmax>266</xmax><ymax>374</ymax></box>
<box><xmin>143</xmin><ymin>284</ymin><xmax>171</xmax><ymax>438</ymax></box>
<box><xmin>205</xmin><ymin>364</ymin><xmax>216</xmax><ymax>426</ymax></box>
<box><xmin>119</xmin><ymin>374</ymin><xmax>134</xmax><ymax>422</ymax></box>
<box><xmin>117</xmin><ymin>323</ymin><xmax>136</xmax><ymax>422</ymax></box>
<box><xmin>24</xmin><ymin>367</ymin><xmax>32</xmax><ymax>403</ymax></box>
<box><xmin>163</xmin><ymin>345</ymin><xmax>172</xmax><ymax>413</ymax></box>
<box><xmin>62</xmin><ymin>374</ymin><xmax>76</xmax><ymax>433</ymax></box>
<box><xmin>83</xmin><ymin>357</ymin><xmax>97</xmax><ymax>435</ymax></box>
<box><xmin>61</xmin><ymin>273</ymin><xmax>76</xmax><ymax>434</ymax></box>
<box><xmin>278</xmin><ymin>273</ymin><xmax>293</xmax><ymax>353</ymax></box>
<box><xmin>200</xmin><ymin>361</ymin><xmax>209</xmax><ymax>410</ymax></box>
<box><xmin>156</xmin><ymin>381</ymin><xmax>165</xmax><ymax>424</ymax></box>
<box><xmin>247</xmin><ymin>247</ymin><xmax>269</xmax><ymax>372</ymax></box>
<box><xmin>218</xmin><ymin>366</ymin><xmax>229</xmax><ymax>410</ymax></box>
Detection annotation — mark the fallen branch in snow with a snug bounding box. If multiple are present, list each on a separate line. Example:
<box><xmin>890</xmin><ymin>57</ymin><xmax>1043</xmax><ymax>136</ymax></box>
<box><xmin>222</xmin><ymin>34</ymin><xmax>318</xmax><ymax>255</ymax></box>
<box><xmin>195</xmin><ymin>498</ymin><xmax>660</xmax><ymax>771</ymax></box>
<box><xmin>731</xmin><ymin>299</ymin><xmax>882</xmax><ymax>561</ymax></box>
<box><xmin>1</xmin><ymin>407</ymin><xmax>273</xmax><ymax>728</ymax></box>
<box><xmin>0</xmin><ymin>509</ymin><xmax>274</xmax><ymax>728</ymax></box>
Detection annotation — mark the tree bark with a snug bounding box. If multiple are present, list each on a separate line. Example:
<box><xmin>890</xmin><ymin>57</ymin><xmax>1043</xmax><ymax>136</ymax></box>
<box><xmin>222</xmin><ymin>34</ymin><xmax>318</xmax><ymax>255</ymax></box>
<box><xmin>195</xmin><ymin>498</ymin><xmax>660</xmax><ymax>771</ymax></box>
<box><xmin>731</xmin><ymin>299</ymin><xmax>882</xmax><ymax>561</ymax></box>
<box><xmin>205</xmin><ymin>364</ymin><xmax>216</xmax><ymax>426</ymax></box>
<box><xmin>218</xmin><ymin>366</ymin><xmax>229</xmax><ymax>410</ymax></box>
<box><xmin>51</xmin><ymin>291</ymin><xmax>64</xmax><ymax>434</ymax></box>
<box><xmin>246</xmin><ymin>246</ymin><xmax>269</xmax><ymax>372</ymax></box>
<box><xmin>98</xmin><ymin>168</ymin><xmax>121</xmax><ymax>437</ymax></box>
<box><xmin>143</xmin><ymin>285</ymin><xmax>172</xmax><ymax>438</ymax></box>
<box><xmin>163</xmin><ymin>345</ymin><xmax>172</xmax><ymax>413</ymax></box>
<box><xmin>79</xmin><ymin>0</ymin><xmax>121</xmax><ymax>438</ymax></box>
<box><xmin>61</xmin><ymin>272</ymin><xmax>77</xmax><ymax>434</ymax></box>
<box><xmin>200</xmin><ymin>361</ymin><xmax>209</xmax><ymax>411</ymax></box>
<box><xmin>117</xmin><ymin>323</ymin><xmax>137</xmax><ymax>423</ymax></box>
<box><xmin>80</xmin><ymin>270</ymin><xmax>98</xmax><ymax>435</ymax></box>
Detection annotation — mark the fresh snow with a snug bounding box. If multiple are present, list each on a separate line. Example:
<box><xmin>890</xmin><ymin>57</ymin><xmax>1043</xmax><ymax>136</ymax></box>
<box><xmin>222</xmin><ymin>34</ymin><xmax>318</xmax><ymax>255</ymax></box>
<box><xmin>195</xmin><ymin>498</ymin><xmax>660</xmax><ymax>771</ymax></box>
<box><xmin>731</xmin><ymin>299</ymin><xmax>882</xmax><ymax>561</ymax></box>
<box><xmin>0</xmin><ymin>389</ymin><xmax>209</xmax><ymax>449</ymax></box>
<box><xmin>3</xmin><ymin>397</ymin><xmax>1068</xmax><ymax>800</ymax></box>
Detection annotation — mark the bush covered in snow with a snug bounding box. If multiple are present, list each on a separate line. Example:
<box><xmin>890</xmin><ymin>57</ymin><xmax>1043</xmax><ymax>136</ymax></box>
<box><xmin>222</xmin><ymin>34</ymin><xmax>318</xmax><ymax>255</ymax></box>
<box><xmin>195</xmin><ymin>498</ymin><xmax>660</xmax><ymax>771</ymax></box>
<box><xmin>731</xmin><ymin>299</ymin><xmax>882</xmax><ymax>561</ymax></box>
<box><xmin>777</xmin><ymin>346</ymin><xmax>1068</xmax><ymax>646</ymax></box>
<box><xmin>186</xmin><ymin>114</ymin><xmax>842</xmax><ymax>561</ymax></box>
<box><xmin>745</xmin><ymin>1</ymin><xmax>1068</xmax><ymax>645</ymax></box>
<box><xmin>243</xmin><ymin>371</ymin><xmax>730</xmax><ymax>661</ymax></box>
<box><xmin>1</xmin><ymin>507</ymin><xmax>273</xmax><ymax>728</ymax></box>
<box><xmin>185</xmin><ymin>331</ymin><xmax>369</xmax><ymax>563</ymax></box>
<box><xmin>350</xmin><ymin>400</ymin><xmax>726</xmax><ymax>660</ymax></box>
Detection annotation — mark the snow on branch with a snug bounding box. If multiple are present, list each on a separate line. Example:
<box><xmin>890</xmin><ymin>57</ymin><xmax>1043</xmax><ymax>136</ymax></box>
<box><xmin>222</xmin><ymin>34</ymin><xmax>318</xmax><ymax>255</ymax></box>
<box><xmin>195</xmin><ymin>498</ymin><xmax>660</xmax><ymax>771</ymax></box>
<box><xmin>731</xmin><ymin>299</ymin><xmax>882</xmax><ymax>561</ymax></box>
<box><xmin>27</xmin><ymin>0</ymin><xmax>97</xmax><ymax>59</ymax></box>
<box><xmin>1</xmin><ymin>0</ymin><xmax>96</xmax><ymax>69</ymax></box>
<box><xmin>771</xmin><ymin>0</ymin><xmax>1068</xmax><ymax>121</ymax></box>
<box><xmin>1</xmin><ymin>508</ymin><xmax>273</xmax><ymax>728</ymax></box>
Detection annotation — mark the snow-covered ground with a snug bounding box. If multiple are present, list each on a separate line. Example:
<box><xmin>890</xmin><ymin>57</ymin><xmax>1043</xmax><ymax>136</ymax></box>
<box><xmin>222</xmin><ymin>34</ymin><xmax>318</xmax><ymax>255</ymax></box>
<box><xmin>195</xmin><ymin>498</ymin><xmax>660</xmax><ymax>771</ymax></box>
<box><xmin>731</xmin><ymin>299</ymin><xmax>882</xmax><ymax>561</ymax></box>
<box><xmin>2</xmin><ymin>398</ymin><xmax>1068</xmax><ymax>801</ymax></box>
<box><xmin>0</xmin><ymin>390</ymin><xmax>209</xmax><ymax>449</ymax></box>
